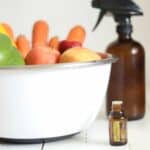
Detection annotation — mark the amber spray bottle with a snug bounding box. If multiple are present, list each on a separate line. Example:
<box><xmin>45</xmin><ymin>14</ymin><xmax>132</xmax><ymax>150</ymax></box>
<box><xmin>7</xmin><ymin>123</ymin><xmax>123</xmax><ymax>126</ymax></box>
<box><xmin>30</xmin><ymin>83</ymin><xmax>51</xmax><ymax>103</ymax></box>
<box><xmin>92</xmin><ymin>0</ymin><xmax>145</xmax><ymax>120</ymax></box>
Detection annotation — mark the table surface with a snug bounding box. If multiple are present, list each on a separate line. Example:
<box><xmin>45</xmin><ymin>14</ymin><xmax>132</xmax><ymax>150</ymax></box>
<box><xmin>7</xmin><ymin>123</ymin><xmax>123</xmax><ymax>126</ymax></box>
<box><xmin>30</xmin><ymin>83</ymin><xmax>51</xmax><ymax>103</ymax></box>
<box><xmin>0</xmin><ymin>108</ymin><xmax>149</xmax><ymax>150</ymax></box>
<box><xmin>0</xmin><ymin>119</ymin><xmax>129</xmax><ymax>150</ymax></box>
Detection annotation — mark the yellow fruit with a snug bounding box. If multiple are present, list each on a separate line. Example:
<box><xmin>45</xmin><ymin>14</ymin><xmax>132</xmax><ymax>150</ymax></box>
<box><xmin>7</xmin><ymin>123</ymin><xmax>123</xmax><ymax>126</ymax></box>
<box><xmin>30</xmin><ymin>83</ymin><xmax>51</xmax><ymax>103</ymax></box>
<box><xmin>59</xmin><ymin>47</ymin><xmax>101</xmax><ymax>63</ymax></box>
<box><xmin>0</xmin><ymin>24</ymin><xmax>9</xmax><ymax>33</ymax></box>
<box><xmin>0</xmin><ymin>24</ymin><xmax>16</xmax><ymax>47</ymax></box>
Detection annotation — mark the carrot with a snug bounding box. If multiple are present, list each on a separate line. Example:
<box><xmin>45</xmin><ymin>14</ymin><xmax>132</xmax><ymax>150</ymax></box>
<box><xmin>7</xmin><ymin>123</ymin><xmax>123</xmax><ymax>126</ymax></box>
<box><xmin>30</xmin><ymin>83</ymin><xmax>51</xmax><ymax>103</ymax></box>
<box><xmin>67</xmin><ymin>25</ymin><xmax>86</xmax><ymax>44</ymax></box>
<box><xmin>32</xmin><ymin>20</ymin><xmax>49</xmax><ymax>48</ymax></box>
<box><xmin>48</xmin><ymin>36</ymin><xmax>59</xmax><ymax>50</ymax></box>
<box><xmin>2</xmin><ymin>23</ymin><xmax>14</xmax><ymax>40</ymax></box>
<box><xmin>16</xmin><ymin>35</ymin><xmax>30</xmax><ymax>58</ymax></box>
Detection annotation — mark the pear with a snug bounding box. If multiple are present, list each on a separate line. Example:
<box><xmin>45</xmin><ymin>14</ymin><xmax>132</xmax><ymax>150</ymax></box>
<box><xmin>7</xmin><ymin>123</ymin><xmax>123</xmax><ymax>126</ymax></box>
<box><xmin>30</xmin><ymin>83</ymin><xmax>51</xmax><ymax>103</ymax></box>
<box><xmin>59</xmin><ymin>47</ymin><xmax>101</xmax><ymax>63</ymax></box>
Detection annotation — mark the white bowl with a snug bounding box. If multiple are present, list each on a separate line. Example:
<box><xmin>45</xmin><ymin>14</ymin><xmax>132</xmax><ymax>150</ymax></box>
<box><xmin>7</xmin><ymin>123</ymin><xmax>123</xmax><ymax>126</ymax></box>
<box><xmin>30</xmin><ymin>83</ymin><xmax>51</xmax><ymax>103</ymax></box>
<box><xmin>0</xmin><ymin>55</ymin><xmax>117</xmax><ymax>143</ymax></box>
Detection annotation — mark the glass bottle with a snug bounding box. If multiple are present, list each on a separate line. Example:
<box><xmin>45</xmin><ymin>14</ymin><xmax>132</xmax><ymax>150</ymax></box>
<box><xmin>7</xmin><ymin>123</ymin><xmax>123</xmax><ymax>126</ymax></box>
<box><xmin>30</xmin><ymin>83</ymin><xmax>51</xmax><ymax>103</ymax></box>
<box><xmin>109</xmin><ymin>101</ymin><xmax>127</xmax><ymax>146</ymax></box>
<box><xmin>106</xmin><ymin>24</ymin><xmax>145</xmax><ymax>120</ymax></box>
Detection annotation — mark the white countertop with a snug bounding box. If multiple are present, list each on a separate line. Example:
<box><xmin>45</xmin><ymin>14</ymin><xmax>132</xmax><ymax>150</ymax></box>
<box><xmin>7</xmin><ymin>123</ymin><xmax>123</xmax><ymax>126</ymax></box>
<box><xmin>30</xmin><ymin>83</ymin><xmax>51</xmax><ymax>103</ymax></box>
<box><xmin>0</xmin><ymin>119</ymin><xmax>129</xmax><ymax>150</ymax></box>
<box><xmin>0</xmin><ymin>106</ymin><xmax>149</xmax><ymax>150</ymax></box>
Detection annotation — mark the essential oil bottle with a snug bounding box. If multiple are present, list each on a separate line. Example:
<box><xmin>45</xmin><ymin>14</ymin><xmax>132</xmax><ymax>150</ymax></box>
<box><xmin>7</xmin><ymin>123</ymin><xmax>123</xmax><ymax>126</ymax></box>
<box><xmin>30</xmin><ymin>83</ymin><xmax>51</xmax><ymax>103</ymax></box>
<box><xmin>109</xmin><ymin>101</ymin><xmax>127</xmax><ymax>146</ymax></box>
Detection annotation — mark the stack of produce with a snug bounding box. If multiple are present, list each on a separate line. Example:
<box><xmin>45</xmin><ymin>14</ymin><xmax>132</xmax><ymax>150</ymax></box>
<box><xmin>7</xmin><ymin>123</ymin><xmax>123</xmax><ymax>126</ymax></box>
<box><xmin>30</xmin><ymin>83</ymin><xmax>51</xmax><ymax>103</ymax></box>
<box><xmin>0</xmin><ymin>20</ymin><xmax>107</xmax><ymax>66</ymax></box>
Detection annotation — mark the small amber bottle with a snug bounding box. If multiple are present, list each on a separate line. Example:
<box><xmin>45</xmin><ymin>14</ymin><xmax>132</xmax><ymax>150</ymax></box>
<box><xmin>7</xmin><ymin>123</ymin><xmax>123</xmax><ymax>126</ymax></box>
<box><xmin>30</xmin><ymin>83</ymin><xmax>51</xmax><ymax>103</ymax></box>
<box><xmin>109</xmin><ymin>101</ymin><xmax>127</xmax><ymax>146</ymax></box>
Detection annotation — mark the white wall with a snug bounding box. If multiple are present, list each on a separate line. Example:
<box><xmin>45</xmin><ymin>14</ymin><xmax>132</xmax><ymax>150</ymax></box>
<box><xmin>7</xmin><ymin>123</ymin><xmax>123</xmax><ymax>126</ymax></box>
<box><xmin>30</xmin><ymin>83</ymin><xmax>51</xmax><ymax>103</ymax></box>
<box><xmin>0</xmin><ymin>0</ymin><xmax>149</xmax><ymax>108</ymax></box>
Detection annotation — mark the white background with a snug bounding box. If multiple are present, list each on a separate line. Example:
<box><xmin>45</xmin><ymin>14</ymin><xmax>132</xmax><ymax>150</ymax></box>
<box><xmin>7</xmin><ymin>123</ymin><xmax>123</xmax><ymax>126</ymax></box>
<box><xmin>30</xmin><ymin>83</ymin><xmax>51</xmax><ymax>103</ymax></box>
<box><xmin>0</xmin><ymin>0</ymin><xmax>149</xmax><ymax>107</ymax></box>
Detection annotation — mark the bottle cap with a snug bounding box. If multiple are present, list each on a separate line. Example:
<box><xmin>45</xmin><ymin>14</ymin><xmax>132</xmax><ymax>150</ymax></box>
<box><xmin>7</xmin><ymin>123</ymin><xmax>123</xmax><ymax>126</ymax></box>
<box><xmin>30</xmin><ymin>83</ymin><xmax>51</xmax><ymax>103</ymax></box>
<box><xmin>112</xmin><ymin>100</ymin><xmax>123</xmax><ymax>112</ymax></box>
<box><xmin>112</xmin><ymin>100</ymin><xmax>123</xmax><ymax>105</ymax></box>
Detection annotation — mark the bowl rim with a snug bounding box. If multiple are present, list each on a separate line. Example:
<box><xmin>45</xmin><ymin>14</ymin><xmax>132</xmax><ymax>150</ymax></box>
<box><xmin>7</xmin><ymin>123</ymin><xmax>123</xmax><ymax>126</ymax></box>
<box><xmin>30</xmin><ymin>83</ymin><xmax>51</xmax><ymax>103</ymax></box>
<box><xmin>0</xmin><ymin>54</ymin><xmax>118</xmax><ymax>71</ymax></box>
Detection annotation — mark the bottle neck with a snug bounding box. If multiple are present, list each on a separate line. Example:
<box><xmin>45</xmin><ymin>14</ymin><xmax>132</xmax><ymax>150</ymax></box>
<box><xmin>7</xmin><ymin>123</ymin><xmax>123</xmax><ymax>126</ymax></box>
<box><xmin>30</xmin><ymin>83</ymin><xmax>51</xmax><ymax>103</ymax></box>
<box><xmin>117</xmin><ymin>24</ymin><xmax>133</xmax><ymax>41</ymax></box>
<box><xmin>118</xmin><ymin>32</ymin><xmax>132</xmax><ymax>41</ymax></box>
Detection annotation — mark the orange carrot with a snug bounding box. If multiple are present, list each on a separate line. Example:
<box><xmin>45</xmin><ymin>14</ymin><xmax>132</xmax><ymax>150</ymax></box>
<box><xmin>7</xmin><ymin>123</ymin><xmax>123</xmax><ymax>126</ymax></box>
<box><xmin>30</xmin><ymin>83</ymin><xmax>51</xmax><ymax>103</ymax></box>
<box><xmin>32</xmin><ymin>20</ymin><xmax>49</xmax><ymax>48</ymax></box>
<box><xmin>16</xmin><ymin>35</ymin><xmax>30</xmax><ymax>58</ymax></box>
<box><xmin>67</xmin><ymin>25</ymin><xmax>86</xmax><ymax>44</ymax></box>
<box><xmin>2</xmin><ymin>23</ymin><xmax>14</xmax><ymax>39</ymax></box>
<box><xmin>48</xmin><ymin>36</ymin><xmax>59</xmax><ymax>50</ymax></box>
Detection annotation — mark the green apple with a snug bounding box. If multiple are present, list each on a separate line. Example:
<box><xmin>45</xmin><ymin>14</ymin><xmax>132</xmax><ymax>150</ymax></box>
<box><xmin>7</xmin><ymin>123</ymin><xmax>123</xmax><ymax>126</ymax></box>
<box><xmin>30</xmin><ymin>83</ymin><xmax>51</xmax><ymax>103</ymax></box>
<box><xmin>0</xmin><ymin>33</ymin><xmax>25</xmax><ymax>66</ymax></box>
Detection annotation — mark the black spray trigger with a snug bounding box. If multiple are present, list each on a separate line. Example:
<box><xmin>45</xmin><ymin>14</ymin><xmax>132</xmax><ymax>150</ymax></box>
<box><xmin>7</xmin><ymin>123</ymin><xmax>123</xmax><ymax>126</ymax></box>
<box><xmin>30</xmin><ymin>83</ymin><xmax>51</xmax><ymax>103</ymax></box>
<box><xmin>92</xmin><ymin>0</ymin><xmax>143</xmax><ymax>32</ymax></box>
<box><xmin>92</xmin><ymin>10</ymin><xmax>106</xmax><ymax>31</ymax></box>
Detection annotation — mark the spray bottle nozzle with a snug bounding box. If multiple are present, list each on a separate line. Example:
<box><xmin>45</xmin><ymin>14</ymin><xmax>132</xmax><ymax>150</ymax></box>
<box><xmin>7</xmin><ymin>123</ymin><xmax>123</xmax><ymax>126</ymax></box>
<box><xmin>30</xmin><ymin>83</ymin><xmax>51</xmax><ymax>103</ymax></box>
<box><xmin>92</xmin><ymin>10</ymin><xmax>106</xmax><ymax>31</ymax></box>
<box><xmin>92</xmin><ymin>0</ymin><xmax>143</xmax><ymax>31</ymax></box>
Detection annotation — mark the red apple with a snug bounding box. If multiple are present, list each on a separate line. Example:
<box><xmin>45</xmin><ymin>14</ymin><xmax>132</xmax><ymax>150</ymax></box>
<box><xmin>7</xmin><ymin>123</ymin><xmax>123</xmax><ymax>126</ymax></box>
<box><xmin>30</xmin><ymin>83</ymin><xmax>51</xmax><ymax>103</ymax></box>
<box><xmin>25</xmin><ymin>46</ymin><xmax>60</xmax><ymax>65</ymax></box>
<box><xmin>59</xmin><ymin>40</ymin><xmax>82</xmax><ymax>53</ymax></box>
